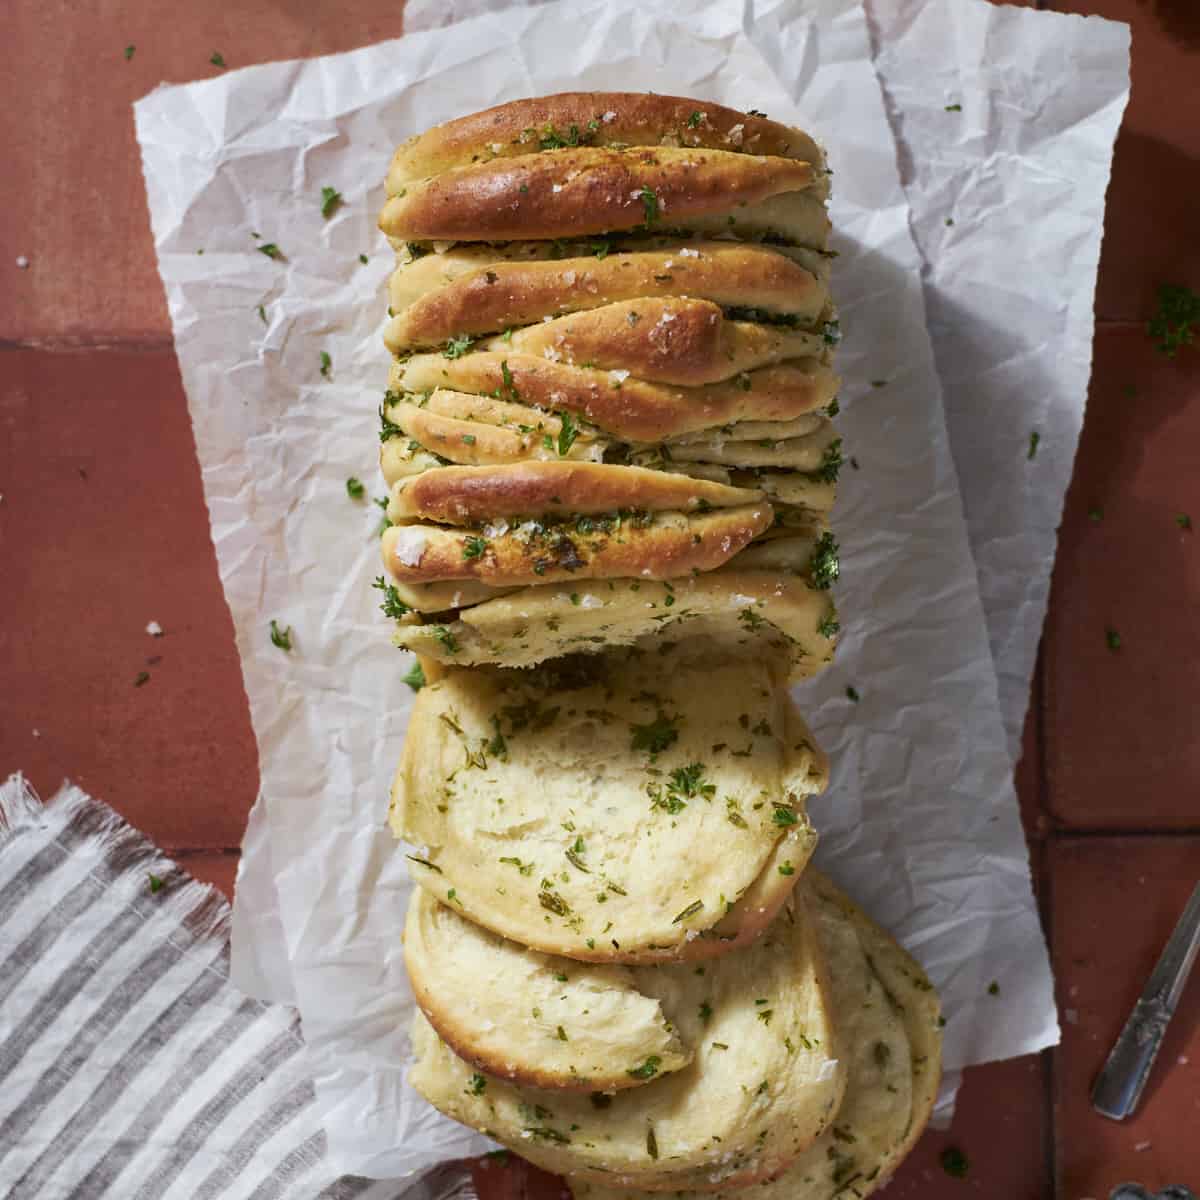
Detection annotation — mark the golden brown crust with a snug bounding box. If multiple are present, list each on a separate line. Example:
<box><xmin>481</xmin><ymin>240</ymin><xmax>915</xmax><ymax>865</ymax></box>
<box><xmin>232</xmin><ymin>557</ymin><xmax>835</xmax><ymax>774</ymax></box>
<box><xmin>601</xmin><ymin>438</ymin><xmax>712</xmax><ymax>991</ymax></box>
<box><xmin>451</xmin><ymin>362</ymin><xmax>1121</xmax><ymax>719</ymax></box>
<box><xmin>389</xmin><ymin>462</ymin><xmax>762</xmax><ymax>524</ymax></box>
<box><xmin>668</xmin><ymin>416</ymin><xmax>838</xmax><ymax>469</ymax></box>
<box><xmin>394</xmin><ymin>353</ymin><xmax>838</xmax><ymax>444</ymax></box>
<box><xmin>384</xmin><ymin>241</ymin><xmax>827</xmax><ymax>352</ymax></box>
<box><xmin>386</xmin><ymin>92</ymin><xmax>824</xmax><ymax>193</ymax></box>
<box><xmin>379</xmin><ymin>146</ymin><xmax>816</xmax><ymax>243</ymax></box>
<box><xmin>491</xmin><ymin>298</ymin><xmax>828</xmax><ymax>386</ymax></box>
<box><xmin>381</xmin><ymin>503</ymin><xmax>773</xmax><ymax>587</ymax></box>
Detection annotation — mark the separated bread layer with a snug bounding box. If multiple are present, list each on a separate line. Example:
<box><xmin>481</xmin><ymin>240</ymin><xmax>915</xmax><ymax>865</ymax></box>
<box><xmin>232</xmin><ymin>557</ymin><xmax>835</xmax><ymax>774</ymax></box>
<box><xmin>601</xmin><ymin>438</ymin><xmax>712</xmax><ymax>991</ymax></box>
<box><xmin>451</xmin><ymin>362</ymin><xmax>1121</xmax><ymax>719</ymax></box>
<box><xmin>387</xmin><ymin>355</ymin><xmax>837</xmax><ymax>446</ymax></box>
<box><xmin>384</xmin><ymin>242</ymin><xmax>830</xmax><ymax>353</ymax></box>
<box><xmin>486</xmin><ymin>299</ymin><xmax>827</xmax><ymax>386</ymax></box>
<box><xmin>404</xmin><ymin>886</ymin><xmax>691</xmax><ymax>1093</ymax></box>
<box><xmin>391</xmin><ymin>649</ymin><xmax>826</xmax><ymax>963</ymax></box>
<box><xmin>389</xmin><ymin>564</ymin><xmax>839</xmax><ymax>675</ymax></box>
<box><xmin>379</xmin><ymin>145</ymin><xmax>817</xmax><ymax>243</ymax></box>
<box><xmin>567</xmin><ymin>870</ymin><xmax>944</xmax><ymax>1200</ymax></box>
<box><xmin>380</xmin><ymin>502</ymin><xmax>772</xmax><ymax>588</ymax></box>
<box><xmin>386</xmin><ymin>92</ymin><xmax>825</xmax><ymax>193</ymax></box>
<box><xmin>388</xmin><ymin>462</ymin><xmax>763</xmax><ymax>525</ymax></box>
<box><xmin>408</xmin><ymin>887</ymin><xmax>845</xmax><ymax>1192</ymax></box>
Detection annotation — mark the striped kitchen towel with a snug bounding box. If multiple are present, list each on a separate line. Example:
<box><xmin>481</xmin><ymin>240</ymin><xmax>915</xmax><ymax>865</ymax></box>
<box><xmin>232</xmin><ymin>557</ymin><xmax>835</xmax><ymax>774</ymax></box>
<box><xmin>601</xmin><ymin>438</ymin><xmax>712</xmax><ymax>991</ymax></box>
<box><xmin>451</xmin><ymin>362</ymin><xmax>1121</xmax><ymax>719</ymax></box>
<box><xmin>0</xmin><ymin>773</ymin><xmax>477</xmax><ymax>1200</ymax></box>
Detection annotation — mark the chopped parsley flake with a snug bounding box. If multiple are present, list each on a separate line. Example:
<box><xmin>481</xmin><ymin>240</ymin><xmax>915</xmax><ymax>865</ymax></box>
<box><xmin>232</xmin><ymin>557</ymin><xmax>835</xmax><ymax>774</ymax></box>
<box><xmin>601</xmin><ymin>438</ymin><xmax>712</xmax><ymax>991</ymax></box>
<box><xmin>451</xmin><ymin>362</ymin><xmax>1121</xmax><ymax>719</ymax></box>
<box><xmin>806</xmin><ymin>532</ymin><xmax>840</xmax><ymax>590</ymax></box>
<box><xmin>627</xmin><ymin>1056</ymin><xmax>662</xmax><ymax>1080</ymax></box>
<box><xmin>630</xmin><ymin>711</ymin><xmax>680</xmax><ymax>756</ymax></box>
<box><xmin>467</xmin><ymin>1073</ymin><xmax>486</xmax><ymax>1095</ymax></box>
<box><xmin>813</xmin><ymin>437</ymin><xmax>843</xmax><ymax>484</ymax></box>
<box><xmin>269</xmin><ymin>619</ymin><xmax>293</xmax><ymax>651</ymax></box>
<box><xmin>944</xmin><ymin>103</ymin><xmax>962</xmax><ymax>112</ymax></box>
<box><xmin>699</xmin><ymin>1001</ymin><xmax>713</xmax><ymax>1021</ymax></box>
<box><xmin>346</xmin><ymin>477</ymin><xmax>365</xmax><ymax>499</ymax></box>
<box><xmin>134</xmin><ymin>671</ymin><xmax>151</xmax><ymax>688</ymax></box>
<box><xmin>359</xmin><ymin>254</ymin><xmax>368</xmax><ymax>264</ymax></box>
<box><xmin>817</xmin><ymin>613</ymin><xmax>840</xmax><ymax>639</ymax></box>
<box><xmin>1105</xmin><ymin>628</ymin><xmax>1121</xmax><ymax>652</ymax></box>
<box><xmin>845</xmin><ymin>685</ymin><xmax>860</xmax><ymax>703</ymax></box>
<box><xmin>771</xmin><ymin>804</ymin><xmax>799</xmax><ymax>828</ymax></box>
<box><xmin>557</xmin><ymin>410</ymin><xmax>579</xmax><ymax>457</ymax></box>
<box><xmin>320</xmin><ymin>187</ymin><xmax>343</xmax><ymax>219</ymax></box>
<box><xmin>406</xmin><ymin>855</ymin><xmax>441</xmax><ymax>873</ymax></box>
<box><xmin>256</xmin><ymin>304</ymin><xmax>267</xmax><ymax>324</ymax></box>
<box><xmin>1148</xmin><ymin>283</ymin><xmax>1200</xmax><ymax>357</ymax></box>
<box><xmin>210</xmin><ymin>51</ymin><xmax>226</xmax><ymax>68</ymax></box>
<box><xmin>778</xmin><ymin>862</ymin><xmax>795</xmax><ymax>876</ymax></box>
<box><xmin>539</xmin><ymin>888</ymin><xmax>571</xmax><ymax>916</ymax></box>
<box><xmin>462</xmin><ymin>535</ymin><xmax>488</xmax><ymax>560</ymax></box>
<box><xmin>124</xmin><ymin>45</ymin><xmax>135</xmax><ymax>61</ymax></box>
<box><xmin>402</xmin><ymin>660</ymin><xmax>426</xmax><ymax>692</ymax></box>
<box><xmin>639</xmin><ymin>186</ymin><xmax>660</xmax><ymax>228</ymax></box>
<box><xmin>372</xmin><ymin>576</ymin><xmax>410</xmax><ymax>619</ymax></box>
<box><xmin>148</xmin><ymin>873</ymin><xmax>164</xmax><ymax>892</ymax></box>
<box><xmin>1028</xmin><ymin>431</ymin><xmax>1040</xmax><ymax>460</ymax></box>
<box><xmin>672</xmin><ymin>899</ymin><xmax>704</xmax><ymax>924</ymax></box>
<box><xmin>686</xmin><ymin>111</ymin><xmax>703</xmax><ymax>128</ymax></box>
<box><xmin>443</xmin><ymin>333</ymin><xmax>475</xmax><ymax>359</ymax></box>
<box><xmin>500</xmin><ymin>359</ymin><xmax>519</xmax><ymax>401</ymax></box>
<box><xmin>1088</xmin><ymin>506</ymin><xmax>1104</xmax><ymax>523</ymax></box>
<box><xmin>940</xmin><ymin>1146</ymin><xmax>969</xmax><ymax>1179</ymax></box>
<box><xmin>432</xmin><ymin>625</ymin><xmax>460</xmax><ymax>655</ymax></box>
<box><xmin>257</xmin><ymin>243</ymin><xmax>282</xmax><ymax>260</ymax></box>
<box><xmin>319</xmin><ymin>351</ymin><xmax>332</xmax><ymax>378</ymax></box>
<box><xmin>1177</xmin><ymin>513</ymin><xmax>1193</xmax><ymax>530</ymax></box>
<box><xmin>987</xmin><ymin>980</ymin><xmax>1000</xmax><ymax>996</ymax></box>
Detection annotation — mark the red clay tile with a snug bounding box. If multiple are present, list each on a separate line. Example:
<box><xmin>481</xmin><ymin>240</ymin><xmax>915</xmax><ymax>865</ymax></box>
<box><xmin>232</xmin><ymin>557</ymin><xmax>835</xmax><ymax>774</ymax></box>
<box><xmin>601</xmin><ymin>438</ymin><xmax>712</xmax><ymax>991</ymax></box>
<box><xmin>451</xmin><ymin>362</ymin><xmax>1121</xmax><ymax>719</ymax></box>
<box><xmin>0</xmin><ymin>2</ymin><xmax>407</xmax><ymax>342</ymax></box>
<box><xmin>1052</xmin><ymin>836</ymin><xmax>1200</xmax><ymax>1198</ymax></box>
<box><xmin>1017</xmin><ymin>656</ymin><xmax>1048</xmax><ymax>844</ymax></box>
<box><xmin>1044</xmin><ymin>327</ymin><xmax>1200</xmax><ymax>831</ymax></box>
<box><xmin>0</xmin><ymin>347</ymin><xmax>258</xmax><ymax>848</ymax></box>
<box><xmin>1047</xmin><ymin>0</ymin><xmax>1200</xmax><ymax>322</ymax></box>
<box><xmin>177</xmin><ymin>850</ymin><xmax>240</xmax><ymax>899</ymax></box>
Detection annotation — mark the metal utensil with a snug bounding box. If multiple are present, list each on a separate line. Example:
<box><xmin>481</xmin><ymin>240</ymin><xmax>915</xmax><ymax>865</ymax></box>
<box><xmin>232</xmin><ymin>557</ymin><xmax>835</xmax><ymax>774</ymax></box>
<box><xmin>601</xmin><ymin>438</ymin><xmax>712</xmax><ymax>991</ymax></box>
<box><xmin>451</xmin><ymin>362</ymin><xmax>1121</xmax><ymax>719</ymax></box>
<box><xmin>1092</xmin><ymin>880</ymin><xmax>1200</xmax><ymax>1121</ymax></box>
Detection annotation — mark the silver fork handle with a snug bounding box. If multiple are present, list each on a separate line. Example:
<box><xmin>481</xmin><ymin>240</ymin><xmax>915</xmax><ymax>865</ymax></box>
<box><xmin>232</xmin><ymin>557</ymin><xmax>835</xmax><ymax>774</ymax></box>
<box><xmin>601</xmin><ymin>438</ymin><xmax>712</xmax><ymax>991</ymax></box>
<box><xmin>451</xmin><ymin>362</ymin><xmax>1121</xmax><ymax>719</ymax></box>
<box><xmin>1092</xmin><ymin>880</ymin><xmax>1200</xmax><ymax>1121</ymax></box>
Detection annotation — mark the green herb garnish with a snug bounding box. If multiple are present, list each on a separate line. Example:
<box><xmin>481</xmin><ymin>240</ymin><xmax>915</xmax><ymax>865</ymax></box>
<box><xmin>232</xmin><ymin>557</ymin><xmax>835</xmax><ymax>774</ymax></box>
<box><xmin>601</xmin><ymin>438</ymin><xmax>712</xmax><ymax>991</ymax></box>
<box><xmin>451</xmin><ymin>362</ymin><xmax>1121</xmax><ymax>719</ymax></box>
<box><xmin>257</xmin><ymin>243</ymin><xmax>282</xmax><ymax>260</ymax></box>
<box><xmin>320</xmin><ymin>186</ymin><xmax>343</xmax><ymax>219</ymax></box>
<box><xmin>557</xmin><ymin>410</ymin><xmax>579</xmax><ymax>457</ymax></box>
<box><xmin>372</xmin><ymin>576</ymin><xmax>410</xmax><ymax>619</ymax></box>
<box><xmin>940</xmin><ymin>1146</ymin><xmax>969</xmax><ymax>1179</ymax></box>
<box><xmin>639</xmin><ymin>186</ymin><xmax>660</xmax><ymax>228</ymax></box>
<box><xmin>319</xmin><ymin>351</ymin><xmax>332</xmax><ymax>378</ymax></box>
<box><xmin>463</xmin><ymin>535</ymin><xmax>488</xmax><ymax>560</ymax></box>
<box><xmin>269</xmin><ymin>619</ymin><xmax>293</xmax><ymax>651</ymax></box>
<box><xmin>346</xmin><ymin>477</ymin><xmax>365</xmax><ymax>499</ymax></box>
<box><xmin>402</xmin><ymin>660</ymin><xmax>426</xmax><ymax>692</ymax></box>
<box><xmin>1148</xmin><ymin>283</ymin><xmax>1200</xmax><ymax>357</ymax></box>
<box><xmin>210</xmin><ymin>51</ymin><xmax>226</xmax><ymax>68</ymax></box>
<box><xmin>630</xmin><ymin>711</ymin><xmax>680</xmax><ymax>756</ymax></box>
<box><xmin>806</xmin><ymin>532</ymin><xmax>840</xmax><ymax>590</ymax></box>
<box><xmin>443</xmin><ymin>333</ymin><xmax>475</xmax><ymax>359</ymax></box>
<box><xmin>627</xmin><ymin>1056</ymin><xmax>662</xmax><ymax>1080</ymax></box>
<box><xmin>467</xmin><ymin>1073</ymin><xmax>487</xmax><ymax>1095</ymax></box>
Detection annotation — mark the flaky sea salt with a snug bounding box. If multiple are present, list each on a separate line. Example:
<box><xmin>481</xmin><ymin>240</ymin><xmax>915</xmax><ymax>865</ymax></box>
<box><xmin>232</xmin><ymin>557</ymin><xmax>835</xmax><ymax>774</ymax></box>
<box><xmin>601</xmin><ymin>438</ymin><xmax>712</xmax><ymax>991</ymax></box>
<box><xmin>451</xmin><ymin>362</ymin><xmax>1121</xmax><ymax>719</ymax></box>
<box><xmin>392</xmin><ymin>528</ymin><xmax>427</xmax><ymax>566</ymax></box>
<box><xmin>146</xmin><ymin>620</ymin><xmax>164</xmax><ymax>637</ymax></box>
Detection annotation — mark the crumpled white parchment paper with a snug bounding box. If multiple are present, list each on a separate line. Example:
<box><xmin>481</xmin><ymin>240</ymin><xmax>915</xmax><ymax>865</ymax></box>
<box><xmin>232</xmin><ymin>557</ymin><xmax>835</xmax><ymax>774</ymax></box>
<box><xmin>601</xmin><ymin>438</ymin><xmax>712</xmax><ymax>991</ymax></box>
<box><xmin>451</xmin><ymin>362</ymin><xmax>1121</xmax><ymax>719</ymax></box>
<box><xmin>134</xmin><ymin>0</ymin><xmax>1125</xmax><ymax>1178</ymax></box>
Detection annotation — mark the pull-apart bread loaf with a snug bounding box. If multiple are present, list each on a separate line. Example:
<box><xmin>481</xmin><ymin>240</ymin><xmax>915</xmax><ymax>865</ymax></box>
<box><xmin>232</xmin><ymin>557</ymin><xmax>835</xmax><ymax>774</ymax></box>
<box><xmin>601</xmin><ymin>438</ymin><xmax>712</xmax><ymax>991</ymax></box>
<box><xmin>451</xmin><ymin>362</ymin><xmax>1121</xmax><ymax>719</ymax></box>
<box><xmin>408</xmin><ymin>884</ymin><xmax>845</xmax><ymax>1192</ymax></box>
<box><xmin>392</xmin><ymin>648</ymin><xmax>827</xmax><ymax>963</ymax></box>
<box><xmin>377</xmin><ymin>94</ymin><xmax>942</xmax><ymax>1194</ymax></box>
<box><xmin>375</xmin><ymin>93</ymin><xmax>842</xmax><ymax>674</ymax></box>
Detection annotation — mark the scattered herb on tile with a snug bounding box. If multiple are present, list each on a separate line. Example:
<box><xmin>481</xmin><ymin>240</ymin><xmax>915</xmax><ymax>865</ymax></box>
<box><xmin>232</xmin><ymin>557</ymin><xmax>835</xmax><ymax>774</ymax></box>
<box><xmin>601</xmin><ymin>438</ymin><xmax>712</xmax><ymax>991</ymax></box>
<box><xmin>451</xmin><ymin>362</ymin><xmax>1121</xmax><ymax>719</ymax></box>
<box><xmin>1088</xmin><ymin>506</ymin><xmax>1103</xmax><ymax>523</ymax></box>
<box><xmin>210</xmin><ymin>51</ymin><xmax>226</xmax><ymax>68</ymax></box>
<box><xmin>1177</xmin><ymin>513</ymin><xmax>1193</xmax><ymax>531</ymax></box>
<box><xmin>1148</xmin><ymin>283</ymin><xmax>1200</xmax><ymax>357</ymax></box>
<box><xmin>124</xmin><ymin>45</ymin><xmax>135</xmax><ymax>61</ymax></box>
<box><xmin>269</xmin><ymin>620</ymin><xmax>293</xmax><ymax>651</ymax></box>
<box><xmin>940</xmin><ymin>1147</ymin><xmax>969</xmax><ymax>1179</ymax></box>
<box><xmin>134</xmin><ymin>670</ymin><xmax>151</xmax><ymax>688</ymax></box>
<box><xmin>1105</xmin><ymin>628</ymin><xmax>1121</xmax><ymax>652</ymax></box>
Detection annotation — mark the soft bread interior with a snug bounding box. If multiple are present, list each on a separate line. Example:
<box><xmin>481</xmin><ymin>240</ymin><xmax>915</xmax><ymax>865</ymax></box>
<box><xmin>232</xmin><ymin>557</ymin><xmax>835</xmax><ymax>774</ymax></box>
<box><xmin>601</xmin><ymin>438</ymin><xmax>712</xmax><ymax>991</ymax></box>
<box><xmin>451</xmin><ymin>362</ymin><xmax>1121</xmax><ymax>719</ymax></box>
<box><xmin>391</xmin><ymin>647</ymin><xmax>826</xmax><ymax>963</ymax></box>
<box><xmin>408</xmin><ymin>888</ymin><xmax>846</xmax><ymax>1192</ymax></box>
<box><xmin>566</xmin><ymin>871</ymin><xmax>944</xmax><ymax>1200</ymax></box>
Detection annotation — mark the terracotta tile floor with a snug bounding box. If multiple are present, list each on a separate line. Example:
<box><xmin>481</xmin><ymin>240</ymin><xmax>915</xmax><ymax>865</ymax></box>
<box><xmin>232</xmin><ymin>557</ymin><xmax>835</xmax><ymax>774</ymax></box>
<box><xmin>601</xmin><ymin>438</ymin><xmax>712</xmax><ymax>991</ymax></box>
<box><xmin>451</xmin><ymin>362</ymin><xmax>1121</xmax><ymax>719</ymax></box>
<box><xmin>2</xmin><ymin>1</ymin><xmax>1198</xmax><ymax>1196</ymax></box>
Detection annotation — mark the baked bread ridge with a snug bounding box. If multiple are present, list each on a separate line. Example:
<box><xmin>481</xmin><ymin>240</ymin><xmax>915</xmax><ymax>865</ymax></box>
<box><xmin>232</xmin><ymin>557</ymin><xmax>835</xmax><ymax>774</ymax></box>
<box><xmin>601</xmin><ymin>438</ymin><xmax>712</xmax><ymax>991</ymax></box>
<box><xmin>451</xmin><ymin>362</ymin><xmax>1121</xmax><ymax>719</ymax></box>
<box><xmin>407</xmin><ymin>888</ymin><xmax>847</xmax><ymax>1192</ymax></box>
<box><xmin>391</xmin><ymin>647</ymin><xmax>827</xmax><ymax>963</ymax></box>
<box><xmin>380</xmin><ymin>145</ymin><xmax>817</xmax><ymax>244</ymax></box>
<box><xmin>383</xmin><ymin>241</ymin><xmax>832</xmax><ymax>353</ymax></box>
<box><xmin>404</xmin><ymin>886</ymin><xmax>692</xmax><ymax>1093</ymax></box>
<box><xmin>387</xmin><ymin>555</ymin><xmax>839</xmax><ymax>676</ymax></box>
<box><xmin>565</xmin><ymin>870</ymin><xmax>944</xmax><ymax>1200</ymax></box>
<box><xmin>386</xmin><ymin>93</ymin><xmax>825</xmax><ymax>194</ymax></box>
<box><xmin>379</xmin><ymin>501</ymin><xmax>774</xmax><ymax>588</ymax></box>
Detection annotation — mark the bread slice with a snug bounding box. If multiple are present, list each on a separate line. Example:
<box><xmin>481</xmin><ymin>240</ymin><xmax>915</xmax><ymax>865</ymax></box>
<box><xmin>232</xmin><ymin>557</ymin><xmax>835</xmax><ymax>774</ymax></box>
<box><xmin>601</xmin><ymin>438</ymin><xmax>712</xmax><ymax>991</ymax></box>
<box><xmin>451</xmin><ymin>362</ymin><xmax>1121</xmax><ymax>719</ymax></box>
<box><xmin>389</xmin><ymin>563</ymin><xmax>838</xmax><ymax>677</ymax></box>
<box><xmin>379</xmin><ymin>146</ymin><xmax>817</xmax><ymax>243</ymax></box>
<box><xmin>383</xmin><ymin>242</ymin><xmax>829</xmax><ymax>355</ymax></box>
<box><xmin>405</xmin><ymin>885</ymin><xmax>691</xmax><ymax>1093</ymax></box>
<box><xmin>567</xmin><ymin>871</ymin><xmax>944</xmax><ymax>1200</ymax></box>
<box><xmin>389</xmin><ymin>350</ymin><xmax>837</xmax><ymax>446</ymax></box>
<box><xmin>385</xmin><ymin>93</ymin><xmax>825</xmax><ymax>195</ymax></box>
<box><xmin>387</xmin><ymin>463</ymin><xmax>763</xmax><ymax>525</ymax></box>
<box><xmin>380</xmin><ymin>502</ymin><xmax>772</xmax><ymax>588</ymax></box>
<box><xmin>407</xmin><ymin>888</ymin><xmax>846</xmax><ymax>1191</ymax></box>
<box><xmin>391</xmin><ymin>648</ymin><xmax>826</xmax><ymax>962</ymax></box>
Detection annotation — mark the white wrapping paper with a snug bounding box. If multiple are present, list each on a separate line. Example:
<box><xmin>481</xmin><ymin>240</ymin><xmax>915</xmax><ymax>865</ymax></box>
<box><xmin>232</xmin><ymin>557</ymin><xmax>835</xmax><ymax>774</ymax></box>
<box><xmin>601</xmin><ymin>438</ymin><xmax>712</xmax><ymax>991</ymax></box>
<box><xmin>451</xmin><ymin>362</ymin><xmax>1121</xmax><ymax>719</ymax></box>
<box><xmin>133</xmin><ymin>0</ymin><xmax>1124</xmax><ymax>1177</ymax></box>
